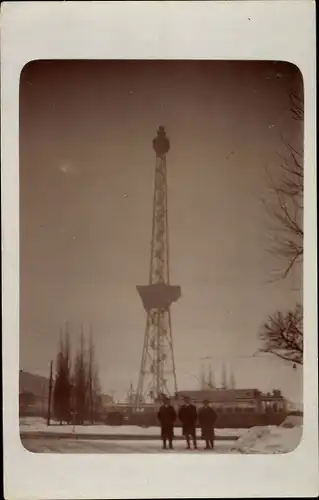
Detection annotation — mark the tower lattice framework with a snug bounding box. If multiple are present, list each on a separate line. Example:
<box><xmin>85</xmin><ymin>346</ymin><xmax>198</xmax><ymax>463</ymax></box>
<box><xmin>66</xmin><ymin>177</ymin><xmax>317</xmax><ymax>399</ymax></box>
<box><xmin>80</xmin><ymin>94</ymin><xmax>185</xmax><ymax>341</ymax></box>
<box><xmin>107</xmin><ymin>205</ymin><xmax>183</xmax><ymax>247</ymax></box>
<box><xmin>135</xmin><ymin>126</ymin><xmax>181</xmax><ymax>406</ymax></box>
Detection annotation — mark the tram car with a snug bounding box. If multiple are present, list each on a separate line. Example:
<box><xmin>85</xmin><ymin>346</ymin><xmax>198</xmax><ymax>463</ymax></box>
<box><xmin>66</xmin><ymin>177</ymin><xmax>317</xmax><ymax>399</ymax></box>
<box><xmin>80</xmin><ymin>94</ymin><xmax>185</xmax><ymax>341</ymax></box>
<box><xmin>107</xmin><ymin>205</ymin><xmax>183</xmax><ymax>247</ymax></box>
<box><xmin>105</xmin><ymin>388</ymin><xmax>290</xmax><ymax>429</ymax></box>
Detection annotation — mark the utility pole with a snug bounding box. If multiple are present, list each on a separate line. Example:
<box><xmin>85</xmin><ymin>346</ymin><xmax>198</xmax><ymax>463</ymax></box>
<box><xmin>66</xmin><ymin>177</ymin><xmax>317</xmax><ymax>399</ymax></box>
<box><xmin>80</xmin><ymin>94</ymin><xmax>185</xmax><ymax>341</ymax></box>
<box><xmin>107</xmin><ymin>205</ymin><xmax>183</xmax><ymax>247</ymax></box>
<box><xmin>41</xmin><ymin>385</ymin><xmax>45</xmax><ymax>416</ymax></box>
<box><xmin>47</xmin><ymin>360</ymin><xmax>53</xmax><ymax>426</ymax></box>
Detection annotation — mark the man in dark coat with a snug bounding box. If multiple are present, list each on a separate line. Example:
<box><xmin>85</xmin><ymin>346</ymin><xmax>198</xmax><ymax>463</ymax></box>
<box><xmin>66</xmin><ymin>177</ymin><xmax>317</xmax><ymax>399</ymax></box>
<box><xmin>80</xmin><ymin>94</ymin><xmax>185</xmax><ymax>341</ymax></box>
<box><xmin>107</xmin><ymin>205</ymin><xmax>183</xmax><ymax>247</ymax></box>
<box><xmin>198</xmin><ymin>399</ymin><xmax>218</xmax><ymax>449</ymax></box>
<box><xmin>157</xmin><ymin>397</ymin><xmax>177</xmax><ymax>449</ymax></box>
<box><xmin>178</xmin><ymin>396</ymin><xmax>198</xmax><ymax>449</ymax></box>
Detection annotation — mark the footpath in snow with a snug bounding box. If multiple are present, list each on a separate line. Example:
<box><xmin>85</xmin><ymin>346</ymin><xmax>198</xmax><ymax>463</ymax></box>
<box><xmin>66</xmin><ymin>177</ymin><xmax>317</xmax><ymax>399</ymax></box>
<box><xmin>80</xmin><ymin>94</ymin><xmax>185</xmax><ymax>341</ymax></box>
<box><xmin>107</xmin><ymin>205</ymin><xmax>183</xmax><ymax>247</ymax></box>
<box><xmin>20</xmin><ymin>415</ymin><xmax>302</xmax><ymax>453</ymax></box>
<box><xmin>19</xmin><ymin>417</ymin><xmax>244</xmax><ymax>439</ymax></box>
<box><xmin>21</xmin><ymin>437</ymin><xmax>239</xmax><ymax>454</ymax></box>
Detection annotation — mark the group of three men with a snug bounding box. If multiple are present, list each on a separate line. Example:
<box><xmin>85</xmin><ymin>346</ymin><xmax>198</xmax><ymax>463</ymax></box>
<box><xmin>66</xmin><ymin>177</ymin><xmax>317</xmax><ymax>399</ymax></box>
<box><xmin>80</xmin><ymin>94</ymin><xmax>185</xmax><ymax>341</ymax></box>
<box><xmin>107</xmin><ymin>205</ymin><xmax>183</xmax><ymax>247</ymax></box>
<box><xmin>157</xmin><ymin>396</ymin><xmax>217</xmax><ymax>450</ymax></box>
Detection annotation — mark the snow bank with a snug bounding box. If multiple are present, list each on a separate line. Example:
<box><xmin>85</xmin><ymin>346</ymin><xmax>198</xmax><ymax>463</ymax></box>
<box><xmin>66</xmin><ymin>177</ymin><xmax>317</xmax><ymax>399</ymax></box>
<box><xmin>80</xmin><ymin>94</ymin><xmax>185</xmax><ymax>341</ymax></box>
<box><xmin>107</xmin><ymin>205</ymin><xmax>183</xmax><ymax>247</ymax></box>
<box><xmin>19</xmin><ymin>417</ymin><xmax>246</xmax><ymax>437</ymax></box>
<box><xmin>280</xmin><ymin>414</ymin><xmax>303</xmax><ymax>428</ymax></box>
<box><xmin>233</xmin><ymin>426</ymin><xmax>271</xmax><ymax>453</ymax></box>
<box><xmin>233</xmin><ymin>425</ymin><xmax>302</xmax><ymax>454</ymax></box>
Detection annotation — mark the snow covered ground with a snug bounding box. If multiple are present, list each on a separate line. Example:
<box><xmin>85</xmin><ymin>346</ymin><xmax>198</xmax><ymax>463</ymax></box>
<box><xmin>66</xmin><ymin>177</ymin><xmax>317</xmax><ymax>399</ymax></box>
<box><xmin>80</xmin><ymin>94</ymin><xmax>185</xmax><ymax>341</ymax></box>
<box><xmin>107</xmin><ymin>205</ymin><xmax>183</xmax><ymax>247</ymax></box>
<box><xmin>232</xmin><ymin>424</ymin><xmax>302</xmax><ymax>454</ymax></box>
<box><xmin>19</xmin><ymin>417</ymin><xmax>246</xmax><ymax>438</ymax></box>
<box><xmin>21</xmin><ymin>437</ymin><xmax>238</xmax><ymax>454</ymax></box>
<box><xmin>20</xmin><ymin>417</ymin><xmax>303</xmax><ymax>454</ymax></box>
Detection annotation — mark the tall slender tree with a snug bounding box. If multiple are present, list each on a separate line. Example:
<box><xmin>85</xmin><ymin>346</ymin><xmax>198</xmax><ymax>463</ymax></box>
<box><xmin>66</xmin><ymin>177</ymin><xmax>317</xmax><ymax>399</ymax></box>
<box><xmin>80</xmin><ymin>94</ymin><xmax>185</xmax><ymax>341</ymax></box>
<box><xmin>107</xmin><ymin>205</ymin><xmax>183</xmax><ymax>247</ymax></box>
<box><xmin>200</xmin><ymin>364</ymin><xmax>206</xmax><ymax>390</ymax></box>
<box><xmin>207</xmin><ymin>363</ymin><xmax>215</xmax><ymax>389</ymax></box>
<box><xmin>53</xmin><ymin>327</ymin><xmax>72</xmax><ymax>424</ymax></box>
<box><xmin>221</xmin><ymin>362</ymin><xmax>227</xmax><ymax>390</ymax></box>
<box><xmin>88</xmin><ymin>326</ymin><xmax>102</xmax><ymax>422</ymax></box>
<box><xmin>92</xmin><ymin>364</ymin><xmax>102</xmax><ymax>420</ymax></box>
<box><xmin>52</xmin><ymin>323</ymin><xmax>102</xmax><ymax>425</ymax></box>
<box><xmin>73</xmin><ymin>326</ymin><xmax>87</xmax><ymax>424</ymax></box>
<box><xmin>229</xmin><ymin>367</ymin><xmax>236</xmax><ymax>390</ymax></box>
<box><xmin>87</xmin><ymin>325</ymin><xmax>94</xmax><ymax>423</ymax></box>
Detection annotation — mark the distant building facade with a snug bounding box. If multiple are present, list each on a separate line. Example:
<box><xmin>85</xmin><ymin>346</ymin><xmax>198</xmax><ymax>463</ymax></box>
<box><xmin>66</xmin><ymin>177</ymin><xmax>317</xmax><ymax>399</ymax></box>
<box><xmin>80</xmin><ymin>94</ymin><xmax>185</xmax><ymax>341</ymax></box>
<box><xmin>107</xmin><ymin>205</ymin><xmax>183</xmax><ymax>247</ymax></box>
<box><xmin>176</xmin><ymin>388</ymin><xmax>287</xmax><ymax>415</ymax></box>
<box><xmin>100</xmin><ymin>394</ymin><xmax>114</xmax><ymax>407</ymax></box>
<box><xmin>19</xmin><ymin>369</ymin><xmax>49</xmax><ymax>416</ymax></box>
<box><xmin>19</xmin><ymin>369</ymin><xmax>113</xmax><ymax>419</ymax></box>
<box><xmin>103</xmin><ymin>387</ymin><xmax>288</xmax><ymax>428</ymax></box>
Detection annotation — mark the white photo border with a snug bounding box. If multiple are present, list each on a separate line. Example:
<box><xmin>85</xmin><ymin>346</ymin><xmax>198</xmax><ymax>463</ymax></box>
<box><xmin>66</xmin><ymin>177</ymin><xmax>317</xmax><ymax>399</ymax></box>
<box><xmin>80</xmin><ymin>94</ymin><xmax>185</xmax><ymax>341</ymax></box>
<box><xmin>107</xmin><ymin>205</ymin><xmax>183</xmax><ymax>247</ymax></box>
<box><xmin>1</xmin><ymin>1</ymin><xmax>317</xmax><ymax>498</ymax></box>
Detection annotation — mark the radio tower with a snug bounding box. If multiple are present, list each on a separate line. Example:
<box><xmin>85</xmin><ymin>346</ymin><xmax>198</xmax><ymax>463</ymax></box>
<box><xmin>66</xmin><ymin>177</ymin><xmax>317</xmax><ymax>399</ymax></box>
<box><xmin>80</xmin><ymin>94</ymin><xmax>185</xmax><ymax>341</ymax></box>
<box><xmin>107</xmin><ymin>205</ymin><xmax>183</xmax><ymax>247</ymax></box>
<box><xmin>135</xmin><ymin>126</ymin><xmax>181</xmax><ymax>406</ymax></box>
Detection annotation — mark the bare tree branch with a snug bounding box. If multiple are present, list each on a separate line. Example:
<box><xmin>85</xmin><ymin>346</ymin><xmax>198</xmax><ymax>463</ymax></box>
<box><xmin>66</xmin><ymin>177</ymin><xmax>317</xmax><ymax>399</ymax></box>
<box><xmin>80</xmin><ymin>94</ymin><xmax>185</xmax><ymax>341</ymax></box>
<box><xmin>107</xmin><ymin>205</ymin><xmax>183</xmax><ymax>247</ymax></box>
<box><xmin>260</xmin><ymin>86</ymin><xmax>304</xmax><ymax>364</ymax></box>
<box><xmin>264</xmin><ymin>89</ymin><xmax>303</xmax><ymax>281</ymax></box>
<box><xmin>259</xmin><ymin>304</ymin><xmax>303</xmax><ymax>365</ymax></box>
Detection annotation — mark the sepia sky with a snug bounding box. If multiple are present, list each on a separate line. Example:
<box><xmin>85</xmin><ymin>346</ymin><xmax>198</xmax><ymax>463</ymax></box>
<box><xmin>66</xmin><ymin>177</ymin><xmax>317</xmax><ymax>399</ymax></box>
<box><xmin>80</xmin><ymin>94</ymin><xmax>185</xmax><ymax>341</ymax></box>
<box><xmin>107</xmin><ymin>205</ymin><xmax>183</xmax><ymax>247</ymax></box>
<box><xmin>20</xmin><ymin>60</ymin><xmax>303</xmax><ymax>402</ymax></box>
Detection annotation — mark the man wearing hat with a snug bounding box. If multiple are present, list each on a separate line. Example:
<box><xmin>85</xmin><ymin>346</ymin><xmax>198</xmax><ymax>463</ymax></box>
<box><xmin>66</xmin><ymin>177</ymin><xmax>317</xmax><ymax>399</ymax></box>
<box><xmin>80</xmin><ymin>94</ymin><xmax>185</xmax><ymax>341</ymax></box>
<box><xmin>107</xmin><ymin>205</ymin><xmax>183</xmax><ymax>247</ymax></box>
<box><xmin>157</xmin><ymin>397</ymin><xmax>177</xmax><ymax>450</ymax></box>
<box><xmin>178</xmin><ymin>396</ymin><xmax>198</xmax><ymax>449</ymax></box>
<box><xmin>198</xmin><ymin>399</ymin><xmax>218</xmax><ymax>450</ymax></box>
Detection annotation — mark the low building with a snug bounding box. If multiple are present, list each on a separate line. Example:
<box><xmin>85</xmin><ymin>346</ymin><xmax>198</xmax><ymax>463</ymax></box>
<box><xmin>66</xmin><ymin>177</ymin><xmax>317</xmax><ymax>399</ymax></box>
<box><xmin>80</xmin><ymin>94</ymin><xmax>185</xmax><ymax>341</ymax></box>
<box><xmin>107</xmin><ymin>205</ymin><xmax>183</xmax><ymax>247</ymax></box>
<box><xmin>103</xmin><ymin>388</ymin><xmax>288</xmax><ymax>427</ymax></box>
<box><xmin>19</xmin><ymin>369</ymin><xmax>114</xmax><ymax>419</ymax></box>
<box><xmin>19</xmin><ymin>369</ymin><xmax>49</xmax><ymax>416</ymax></box>
<box><xmin>100</xmin><ymin>393</ymin><xmax>114</xmax><ymax>408</ymax></box>
<box><xmin>176</xmin><ymin>388</ymin><xmax>287</xmax><ymax>415</ymax></box>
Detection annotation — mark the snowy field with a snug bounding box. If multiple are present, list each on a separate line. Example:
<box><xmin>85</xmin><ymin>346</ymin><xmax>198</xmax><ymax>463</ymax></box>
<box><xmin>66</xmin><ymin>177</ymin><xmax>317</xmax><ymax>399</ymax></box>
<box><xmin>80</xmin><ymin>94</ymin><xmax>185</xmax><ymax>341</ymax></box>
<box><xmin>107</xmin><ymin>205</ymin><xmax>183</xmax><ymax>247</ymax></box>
<box><xmin>19</xmin><ymin>417</ymin><xmax>245</xmax><ymax>438</ymax></box>
<box><xmin>21</xmin><ymin>437</ymin><xmax>238</xmax><ymax>454</ymax></box>
<box><xmin>20</xmin><ymin>416</ymin><xmax>302</xmax><ymax>454</ymax></box>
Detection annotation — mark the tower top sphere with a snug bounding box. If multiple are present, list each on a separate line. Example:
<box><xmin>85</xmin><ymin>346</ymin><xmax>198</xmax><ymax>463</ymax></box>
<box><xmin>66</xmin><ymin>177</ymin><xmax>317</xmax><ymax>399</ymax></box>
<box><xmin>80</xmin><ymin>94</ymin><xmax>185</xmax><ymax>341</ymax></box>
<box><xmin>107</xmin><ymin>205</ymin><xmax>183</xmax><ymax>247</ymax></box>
<box><xmin>153</xmin><ymin>126</ymin><xmax>170</xmax><ymax>156</ymax></box>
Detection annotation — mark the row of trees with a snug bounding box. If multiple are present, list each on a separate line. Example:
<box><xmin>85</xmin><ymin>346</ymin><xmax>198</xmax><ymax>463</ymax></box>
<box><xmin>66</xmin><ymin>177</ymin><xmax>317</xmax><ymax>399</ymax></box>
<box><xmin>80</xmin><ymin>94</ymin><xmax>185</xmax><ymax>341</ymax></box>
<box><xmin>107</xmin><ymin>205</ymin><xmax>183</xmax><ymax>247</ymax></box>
<box><xmin>53</xmin><ymin>327</ymin><xmax>102</xmax><ymax>424</ymax></box>
<box><xmin>259</xmin><ymin>84</ymin><xmax>304</xmax><ymax>366</ymax></box>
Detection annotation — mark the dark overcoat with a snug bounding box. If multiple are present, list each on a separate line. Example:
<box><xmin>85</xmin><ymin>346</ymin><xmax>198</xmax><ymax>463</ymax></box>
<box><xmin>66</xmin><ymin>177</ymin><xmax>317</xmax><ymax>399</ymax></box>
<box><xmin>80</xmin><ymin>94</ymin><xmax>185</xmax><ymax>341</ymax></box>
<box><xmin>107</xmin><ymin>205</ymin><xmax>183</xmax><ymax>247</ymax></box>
<box><xmin>178</xmin><ymin>404</ymin><xmax>197</xmax><ymax>435</ymax></box>
<box><xmin>198</xmin><ymin>406</ymin><xmax>218</xmax><ymax>440</ymax></box>
<box><xmin>157</xmin><ymin>404</ymin><xmax>177</xmax><ymax>439</ymax></box>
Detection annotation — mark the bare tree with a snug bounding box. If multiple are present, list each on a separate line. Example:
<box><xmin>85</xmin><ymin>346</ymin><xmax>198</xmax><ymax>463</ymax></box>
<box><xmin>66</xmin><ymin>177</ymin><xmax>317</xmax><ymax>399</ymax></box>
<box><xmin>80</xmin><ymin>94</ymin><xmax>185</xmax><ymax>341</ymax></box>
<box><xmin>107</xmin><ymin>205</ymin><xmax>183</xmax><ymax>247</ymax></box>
<box><xmin>73</xmin><ymin>327</ymin><xmax>87</xmax><ymax>424</ymax></box>
<box><xmin>53</xmin><ymin>328</ymin><xmax>72</xmax><ymax>424</ymax></box>
<box><xmin>260</xmin><ymin>303</ymin><xmax>303</xmax><ymax>365</ymax></box>
<box><xmin>266</xmin><ymin>88</ymin><xmax>303</xmax><ymax>281</ymax></box>
<box><xmin>91</xmin><ymin>364</ymin><xmax>102</xmax><ymax>420</ymax></box>
<box><xmin>260</xmin><ymin>84</ymin><xmax>304</xmax><ymax>365</ymax></box>
<box><xmin>71</xmin><ymin>324</ymin><xmax>103</xmax><ymax>424</ymax></box>
<box><xmin>87</xmin><ymin>327</ymin><xmax>94</xmax><ymax>423</ymax></box>
<box><xmin>86</xmin><ymin>325</ymin><xmax>101</xmax><ymax>423</ymax></box>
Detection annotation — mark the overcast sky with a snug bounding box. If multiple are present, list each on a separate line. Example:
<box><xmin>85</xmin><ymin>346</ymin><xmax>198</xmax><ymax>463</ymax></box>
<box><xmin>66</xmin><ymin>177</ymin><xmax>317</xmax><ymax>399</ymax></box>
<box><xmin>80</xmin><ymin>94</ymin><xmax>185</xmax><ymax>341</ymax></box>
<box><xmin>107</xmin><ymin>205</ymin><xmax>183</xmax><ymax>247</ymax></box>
<box><xmin>20</xmin><ymin>60</ymin><xmax>303</xmax><ymax>402</ymax></box>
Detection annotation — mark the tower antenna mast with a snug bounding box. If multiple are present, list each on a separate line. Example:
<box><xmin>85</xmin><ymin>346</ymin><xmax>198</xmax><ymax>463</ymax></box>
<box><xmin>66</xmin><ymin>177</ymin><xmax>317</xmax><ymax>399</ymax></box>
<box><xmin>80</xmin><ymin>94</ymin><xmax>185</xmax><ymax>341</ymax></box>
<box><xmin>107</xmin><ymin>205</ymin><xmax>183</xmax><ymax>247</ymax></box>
<box><xmin>135</xmin><ymin>126</ymin><xmax>181</xmax><ymax>406</ymax></box>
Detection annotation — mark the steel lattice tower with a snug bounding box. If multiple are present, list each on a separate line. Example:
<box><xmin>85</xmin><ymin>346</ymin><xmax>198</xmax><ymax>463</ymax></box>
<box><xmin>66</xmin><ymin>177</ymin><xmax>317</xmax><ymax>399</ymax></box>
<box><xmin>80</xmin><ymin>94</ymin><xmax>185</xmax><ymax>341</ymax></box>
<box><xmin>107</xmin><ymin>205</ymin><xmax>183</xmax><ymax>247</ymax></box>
<box><xmin>135</xmin><ymin>126</ymin><xmax>181</xmax><ymax>406</ymax></box>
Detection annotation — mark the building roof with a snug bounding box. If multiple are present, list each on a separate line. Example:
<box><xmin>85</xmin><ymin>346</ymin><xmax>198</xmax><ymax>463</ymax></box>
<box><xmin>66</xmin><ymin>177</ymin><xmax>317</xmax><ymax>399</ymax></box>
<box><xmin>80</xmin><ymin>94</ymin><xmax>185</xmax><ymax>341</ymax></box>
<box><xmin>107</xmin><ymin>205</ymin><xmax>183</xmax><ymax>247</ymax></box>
<box><xmin>177</xmin><ymin>388</ymin><xmax>283</xmax><ymax>402</ymax></box>
<box><xmin>20</xmin><ymin>370</ymin><xmax>113</xmax><ymax>405</ymax></box>
<box><xmin>100</xmin><ymin>394</ymin><xmax>114</xmax><ymax>405</ymax></box>
<box><xmin>19</xmin><ymin>370</ymin><xmax>49</xmax><ymax>398</ymax></box>
<box><xmin>177</xmin><ymin>389</ymin><xmax>256</xmax><ymax>402</ymax></box>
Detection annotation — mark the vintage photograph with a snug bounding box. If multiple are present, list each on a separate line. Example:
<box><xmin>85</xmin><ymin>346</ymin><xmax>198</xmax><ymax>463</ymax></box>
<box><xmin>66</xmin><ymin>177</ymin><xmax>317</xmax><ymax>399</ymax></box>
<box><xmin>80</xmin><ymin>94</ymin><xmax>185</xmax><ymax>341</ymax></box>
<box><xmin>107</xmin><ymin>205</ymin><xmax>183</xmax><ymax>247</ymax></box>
<box><xmin>19</xmin><ymin>59</ymin><xmax>303</xmax><ymax>454</ymax></box>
